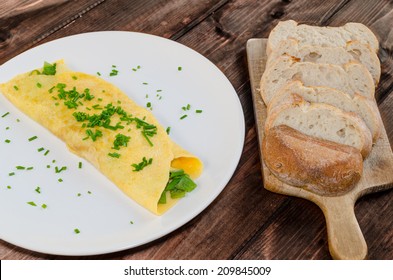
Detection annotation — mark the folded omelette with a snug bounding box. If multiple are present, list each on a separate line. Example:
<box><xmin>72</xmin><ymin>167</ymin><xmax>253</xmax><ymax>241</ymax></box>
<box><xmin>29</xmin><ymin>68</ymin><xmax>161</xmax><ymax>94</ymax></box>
<box><xmin>0</xmin><ymin>60</ymin><xmax>203</xmax><ymax>215</ymax></box>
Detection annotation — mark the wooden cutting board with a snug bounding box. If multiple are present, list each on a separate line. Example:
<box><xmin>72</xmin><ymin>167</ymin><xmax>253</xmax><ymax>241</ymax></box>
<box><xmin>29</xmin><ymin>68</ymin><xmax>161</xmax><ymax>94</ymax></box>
<box><xmin>246</xmin><ymin>38</ymin><xmax>393</xmax><ymax>260</ymax></box>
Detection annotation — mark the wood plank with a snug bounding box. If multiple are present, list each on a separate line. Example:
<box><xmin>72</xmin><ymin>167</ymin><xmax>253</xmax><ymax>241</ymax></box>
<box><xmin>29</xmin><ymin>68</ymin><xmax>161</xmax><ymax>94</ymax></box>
<box><xmin>0</xmin><ymin>0</ymin><xmax>229</xmax><ymax>65</ymax></box>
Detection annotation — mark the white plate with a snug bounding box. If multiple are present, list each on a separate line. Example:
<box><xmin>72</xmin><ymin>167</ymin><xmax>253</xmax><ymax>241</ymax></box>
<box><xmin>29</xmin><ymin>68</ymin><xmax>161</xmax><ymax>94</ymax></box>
<box><xmin>0</xmin><ymin>31</ymin><xmax>245</xmax><ymax>256</ymax></box>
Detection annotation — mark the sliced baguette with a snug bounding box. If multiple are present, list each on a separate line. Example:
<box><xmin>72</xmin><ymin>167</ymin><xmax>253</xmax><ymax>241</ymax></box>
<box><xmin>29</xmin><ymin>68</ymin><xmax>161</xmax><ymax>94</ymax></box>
<box><xmin>268</xmin><ymin>81</ymin><xmax>382</xmax><ymax>142</ymax></box>
<box><xmin>266</xmin><ymin>20</ymin><xmax>379</xmax><ymax>55</ymax></box>
<box><xmin>265</xmin><ymin>99</ymin><xmax>373</xmax><ymax>158</ymax></box>
<box><xmin>266</xmin><ymin>39</ymin><xmax>381</xmax><ymax>85</ymax></box>
<box><xmin>260</xmin><ymin>55</ymin><xmax>375</xmax><ymax>105</ymax></box>
<box><xmin>262</xmin><ymin>125</ymin><xmax>363</xmax><ymax>196</ymax></box>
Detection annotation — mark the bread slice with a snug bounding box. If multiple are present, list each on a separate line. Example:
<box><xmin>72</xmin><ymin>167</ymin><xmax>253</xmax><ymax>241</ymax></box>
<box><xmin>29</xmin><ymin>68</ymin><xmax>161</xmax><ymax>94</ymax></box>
<box><xmin>265</xmin><ymin>99</ymin><xmax>373</xmax><ymax>158</ymax></box>
<box><xmin>266</xmin><ymin>20</ymin><xmax>379</xmax><ymax>55</ymax></box>
<box><xmin>268</xmin><ymin>81</ymin><xmax>381</xmax><ymax>142</ymax></box>
<box><xmin>260</xmin><ymin>55</ymin><xmax>375</xmax><ymax>105</ymax></box>
<box><xmin>262</xmin><ymin>125</ymin><xmax>363</xmax><ymax>196</ymax></box>
<box><xmin>266</xmin><ymin>39</ymin><xmax>380</xmax><ymax>85</ymax></box>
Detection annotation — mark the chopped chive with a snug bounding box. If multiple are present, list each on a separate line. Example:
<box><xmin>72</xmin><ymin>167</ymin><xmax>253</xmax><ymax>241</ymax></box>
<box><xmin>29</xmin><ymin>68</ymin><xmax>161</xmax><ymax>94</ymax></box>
<box><xmin>28</xmin><ymin>136</ymin><xmax>38</xmax><ymax>141</ymax></box>
<box><xmin>16</xmin><ymin>166</ymin><xmax>26</xmax><ymax>170</ymax></box>
<box><xmin>178</xmin><ymin>66</ymin><xmax>182</xmax><ymax>71</ymax></box>
<box><xmin>137</xmin><ymin>65</ymin><xmax>141</xmax><ymax>69</ymax></box>
<box><xmin>37</xmin><ymin>147</ymin><xmax>45</xmax><ymax>152</ymax></box>
<box><xmin>44</xmin><ymin>150</ymin><xmax>50</xmax><ymax>156</ymax></box>
<box><xmin>132</xmin><ymin>68</ymin><xmax>137</xmax><ymax>72</ymax></box>
<box><xmin>110</xmin><ymin>69</ymin><xmax>119</xmax><ymax>76</ymax></box>
<box><xmin>131</xmin><ymin>157</ymin><xmax>153</xmax><ymax>172</ymax></box>
<box><xmin>156</xmin><ymin>89</ymin><xmax>162</xmax><ymax>92</ymax></box>
<box><xmin>5</xmin><ymin>139</ymin><xmax>11</xmax><ymax>143</ymax></box>
<box><xmin>166</xmin><ymin>127</ymin><xmax>171</xmax><ymax>135</ymax></box>
<box><xmin>16</xmin><ymin>119</ymin><xmax>20</xmax><ymax>122</ymax></box>
<box><xmin>36</xmin><ymin>82</ymin><xmax>42</xmax><ymax>88</ymax></box>
<box><xmin>1</xmin><ymin>112</ymin><xmax>10</xmax><ymax>118</ymax></box>
<box><xmin>58</xmin><ymin>178</ymin><xmax>63</xmax><ymax>182</ymax></box>
<box><xmin>27</xmin><ymin>201</ymin><xmax>37</xmax><ymax>207</ymax></box>
<box><xmin>195</xmin><ymin>109</ymin><xmax>203</xmax><ymax>113</ymax></box>
<box><xmin>180</xmin><ymin>114</ymin><xmax>188</xmax><ymax>120</ymax></box>
<box><xmin>108</xmin><ymin>152</ymin><xmax>121</xmax><ymax>158</ymax></box>
<box><xmin>41</xmin><ymin>204</ymin><xmax>47</xmax><ymax>209</ymax></box>
<box><xmin>13</xmin><ymin>85</ymin><xmax>19</xmax><ymax>91</ymax></box>
<box><xmin>78</xmin><ymin>162</ymin><xmax>82</xmax><ymax>169</ymax></box>
<box><xmin>52</xmin><ymin>160</ymin><xmax>56</xmax><ymax>163</ymax></box>
<box><xmin>55</xmin><ymin>166</ymin><xmax>67</xmax><ymax>173</ymax></box>
<box><xmin>7</xmin><ymin>185</ymin><xmax>11</xmax><ymax>189</ymax></box>
<box><xmin>6</xmin><ymin>127</ymin><xmax>10</xmax><ymax>130</ymax></box>
<box><xmin>74</xmin><ymin>228</ymin><xmax>80</xmax><ymax>234</ymax></box>
<box><xmin>97</xmin><ymin>72</ymin><xmax>101</xmax><ymax>76</ymax></box>
<box><xmin>77</xmin><ymin>193</ymin><xmax>82</xmax><ymax>197</ymax></box>
<box><xmin>46</xmin><ymin>165</ymin><xmax>51</xmax><ymax>168</ymax></box>
<box><xmin>26</xmin><ymin>167</ymin><xmax>33</xmax><ymax>170</ymax></box>
<box><xmin>87</xmin><ymin>191</ymin><xmax>92</xmax><ymax>194</ymax></box>
<box><xmin>97</xmin><ymin>98</ymin><xmax>103</xmax><ymax>102</ymax></box>
<box><xmin>146</xmin><ymin>102</ymin><xmax>151</xmax><ymax>108</ymax></box>
<box><xmin>130</xmin><ymin>221</ymin><xmax>134</xmax><ymax>224</ymax></box>
<box><xmin>55</xmin><ymin>102</ymin><xmax>59</xmax><ymax>106</ymax></box>
<box><xmin>143</xmin><ymin>82</ymin><xmax>148</xmax><ymax>85</ymax></box>
<box><xmin>72</xmin><ymin>75</ymin><xmax>78</xmax><ymax>80</ymax></box>
<box><xmin>35</xmin><ymin>186</ymin><xmax>41</xmax><ymax>193</ymax></box>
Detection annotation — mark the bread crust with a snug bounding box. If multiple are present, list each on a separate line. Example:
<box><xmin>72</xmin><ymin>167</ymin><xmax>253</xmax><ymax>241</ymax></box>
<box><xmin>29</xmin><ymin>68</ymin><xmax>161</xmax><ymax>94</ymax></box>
<box><xmin>265</xmin><ymin>99</ymin><xmax>373</xmax><ymax>158</ymax></box>
<box><xmin>262</xmin><ymin>125</ymin><xmax>363</xmax><ymax>196</ymax></box>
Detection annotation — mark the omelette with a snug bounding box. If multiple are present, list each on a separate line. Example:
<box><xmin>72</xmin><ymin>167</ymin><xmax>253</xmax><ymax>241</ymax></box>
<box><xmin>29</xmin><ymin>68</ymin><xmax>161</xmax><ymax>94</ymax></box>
<box><xmin>0</xmin><ymin>60</ymin><xmax>203</xmax><ymax>215</ymax></box>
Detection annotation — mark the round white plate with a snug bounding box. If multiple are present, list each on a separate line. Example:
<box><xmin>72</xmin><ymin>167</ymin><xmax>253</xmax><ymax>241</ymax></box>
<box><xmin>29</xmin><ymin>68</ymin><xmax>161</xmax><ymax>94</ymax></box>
<box><xmin>0</xmin><ymin>31</ymin><xmax>244</xmax><ymax>256</ymax></box>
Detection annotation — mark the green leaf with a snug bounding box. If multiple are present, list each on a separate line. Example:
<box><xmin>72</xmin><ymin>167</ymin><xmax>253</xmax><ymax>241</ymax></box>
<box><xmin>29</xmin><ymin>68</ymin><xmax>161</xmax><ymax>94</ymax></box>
<box><xmin>170</xmin><ymin>189</ymin><xmax>186</xmax><ymax>199</ymax></box>
<box><xmin>158</xmin><ymin>191</ymin><xmax>167</xmax><ymax>204</ymax></box>
<box><xmin>175</xmin><ymin>176</ymin><xmax>197</xmax><ymax>192</ymax></box>
<box><xmin>42</xmin><ymin>62</ymin><xmax>57</xmax><ymax>75</ymax></box>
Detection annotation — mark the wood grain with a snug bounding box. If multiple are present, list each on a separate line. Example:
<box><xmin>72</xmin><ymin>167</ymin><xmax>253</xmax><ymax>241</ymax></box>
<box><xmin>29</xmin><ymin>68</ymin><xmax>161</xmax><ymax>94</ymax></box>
<box><xmin>0</xmin><ymin>0</ymin><xmax>392</xmax><ymax>260</ymax></box>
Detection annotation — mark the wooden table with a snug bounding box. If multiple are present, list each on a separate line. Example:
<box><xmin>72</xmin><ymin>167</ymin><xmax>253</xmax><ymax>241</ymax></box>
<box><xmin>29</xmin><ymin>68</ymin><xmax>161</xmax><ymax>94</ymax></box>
<box><xmin>0</xmin><ymin>0</ymin><xmax>392</xmax><ymax>260</ymax></box>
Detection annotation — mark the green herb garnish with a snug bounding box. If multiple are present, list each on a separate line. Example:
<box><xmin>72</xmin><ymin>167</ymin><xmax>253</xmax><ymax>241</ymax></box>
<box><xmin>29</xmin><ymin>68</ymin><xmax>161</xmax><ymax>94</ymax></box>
<box><xmin>1</xmin><ymin>112</ymin><xmax>10</xmax><ymax>118</ymax></box>
<box><xmin>27</xmin><ymin>201</ymin><xmax>37</xmax><ymax>207</ymax></box>
<box><xmin>166</xmin><ymin>127</ymin><xmax>171</xmax><ymax>135</ymax></box>
<box><xmin>78</xmin><ymin>162</ymin><xmax>82</xmax><ymax>169</ymax></box>
<box><xmin>180</xmin><ymin>114</ymin><xmax>188</xmax><ymax>120</ymax></box>
<box><xmin>36</xmin><ymin>82</ymin><xmax>42</xmax><ymax>88</ymax></box>
<box><xmin>159</xmin><ymin>170</ymin><xmax>197</xmax><ymax>204</ymax></box>
<box><xmin>41</xmin><ymin>204</ymin><xmax>47</xmax><ymax>209</ymax></box>
<box><xmin>13</xmin><ymin>85</ymin><xmax>19</xmax><ymax>91</ymax></box>
<box><xmin>8</xmin><ymin>172</ymin><xmax>15</xmax><ymax>176</ymax></box>
<box><xmin>35</xmin><ymin>186</ymin><xmax>41</xmax><ymax>193</ymax></box>
<box><xmin>16</xmin><ymin>166</ymin><xmax>26</xmax><ymax>170</ymax></box>
<box><xmin>112</xmin><ymin>133</ymin><xmax>130</xmax><ymax>150</ymax></box>
<box><xmin>195</xmin><ymin>109</ymin><xmax>203</xmax><ymax>113</ymax></box>
<box><xmin>37</xmin><ymin>147</ymin><xmax>45</xmax><ymax>152</ymax></box>
<box><xmin>42</xmin><ymin>62</ymin><xmax>57</xmax><ymax>75</ymax></box>
<box><xmin>108</xmin><ymin>152</ymin><xmax>121</xmax><ymax>158</ymax></box>
<box><xmin>5</xmin><ymin>139</ymin><xmax>11</xmax><ymax>143</ymax></box>
<box><xmin>74</xmin><ymin>228</ymin><xmax>80</xmax><ymax>234</ymax></box>
<box><xmin>28</xmin><ymin>136</ymin><xmax>38</xmax><ymax>141</ymax></box>
<box><xmin>131</xmin><ymin>157</ymin><xmax>153</xmax><ymax>172</ymax></box>
<box><xmin>55</xmin><ymin>166</ymin><xmax>67</xmax><ymax>173</ymax></box>
<box><xmin>178</xmin><ymin>66</ymin><xmax>182</xmax><ymax>71</ymax></box>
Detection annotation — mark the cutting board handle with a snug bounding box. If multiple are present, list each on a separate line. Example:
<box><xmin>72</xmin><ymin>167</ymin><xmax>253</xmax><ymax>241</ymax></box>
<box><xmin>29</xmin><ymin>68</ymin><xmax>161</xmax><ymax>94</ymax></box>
<box><xmin>322</xmin><ymin>197</ymin><xmax>367</xmax><ymax>260</ymax></box>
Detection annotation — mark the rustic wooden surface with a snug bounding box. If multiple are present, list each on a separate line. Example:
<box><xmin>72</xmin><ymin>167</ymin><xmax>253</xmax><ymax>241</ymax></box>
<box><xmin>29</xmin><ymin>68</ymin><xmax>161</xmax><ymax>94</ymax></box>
<box><xmin>0</xmin><ymin>0</ymin><xmax>392</xmax><ymax>260</ymax></box>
